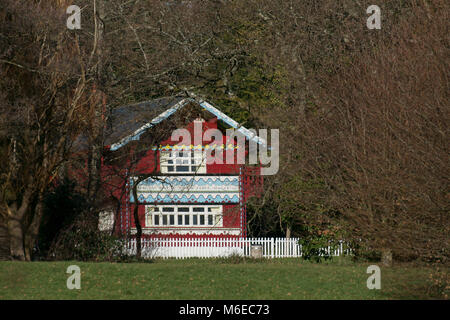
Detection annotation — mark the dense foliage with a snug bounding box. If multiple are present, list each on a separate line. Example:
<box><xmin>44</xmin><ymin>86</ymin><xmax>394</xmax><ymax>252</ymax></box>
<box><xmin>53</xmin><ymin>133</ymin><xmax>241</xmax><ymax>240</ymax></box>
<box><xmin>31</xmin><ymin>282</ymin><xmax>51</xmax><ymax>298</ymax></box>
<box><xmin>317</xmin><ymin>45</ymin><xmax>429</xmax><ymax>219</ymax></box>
<box><xmin>0</xmin><ymin>0</ymin><xmax>448</xmax><ymax>264</ymax></box>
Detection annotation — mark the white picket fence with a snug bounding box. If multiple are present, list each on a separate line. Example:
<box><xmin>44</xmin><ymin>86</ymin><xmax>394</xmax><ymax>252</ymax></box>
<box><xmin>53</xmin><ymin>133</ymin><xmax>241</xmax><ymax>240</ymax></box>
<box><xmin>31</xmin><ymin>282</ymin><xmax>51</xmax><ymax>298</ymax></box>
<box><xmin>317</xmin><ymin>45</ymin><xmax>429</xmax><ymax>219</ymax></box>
<box><xmin>123</xmin><ymin>237</ymin><xmax>349</xmax><ymax>259</ymax></box>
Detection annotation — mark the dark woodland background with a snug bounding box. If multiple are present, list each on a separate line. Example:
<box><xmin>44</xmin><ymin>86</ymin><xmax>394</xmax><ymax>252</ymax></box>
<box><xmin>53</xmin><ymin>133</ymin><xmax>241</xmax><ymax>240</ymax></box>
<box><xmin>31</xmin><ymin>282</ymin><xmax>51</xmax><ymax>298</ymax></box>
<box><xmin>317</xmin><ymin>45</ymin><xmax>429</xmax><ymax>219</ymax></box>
<box><xmin>0</xmin><ymin>0</ymin><xmax>448</xmax><ymax>265</ymax></box>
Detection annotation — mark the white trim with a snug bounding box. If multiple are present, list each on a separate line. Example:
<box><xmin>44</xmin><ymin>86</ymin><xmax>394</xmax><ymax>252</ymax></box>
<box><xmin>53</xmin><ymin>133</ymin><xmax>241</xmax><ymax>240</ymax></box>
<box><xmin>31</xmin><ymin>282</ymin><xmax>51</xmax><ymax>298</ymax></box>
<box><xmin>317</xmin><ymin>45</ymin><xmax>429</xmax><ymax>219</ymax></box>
<box><xmin>197</xmin><ymin>100</ymin><xmax>267</xmax><ymax>146</ymax></box>
<box><xmin>109</xmin><ymin>98</ymin><xmax>267</xmax><ymax>151</ymax></box>
<box><xmin>137</xmin><ymin>175</ymin><xmax>240</xmax><ymax>193</ymax></box>
<box><xmin>132</xmin><ymin>228</ymin><xmax>241</xmax><ymax>236</ymax></box>
<box><xmin>110</xmin><ymin>99</ymin><xmax>190</xmax><ymax>151</ymax></box>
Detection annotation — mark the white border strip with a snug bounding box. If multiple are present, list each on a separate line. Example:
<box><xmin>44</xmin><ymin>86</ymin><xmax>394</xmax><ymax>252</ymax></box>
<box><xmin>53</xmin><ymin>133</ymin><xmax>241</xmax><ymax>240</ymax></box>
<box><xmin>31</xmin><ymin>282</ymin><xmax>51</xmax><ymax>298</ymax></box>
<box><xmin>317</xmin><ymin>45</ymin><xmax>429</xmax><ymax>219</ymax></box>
<box><xmin>109</xmin><ymin>98</ymin><xmax>267</xmax><ymax>151</ymax></box>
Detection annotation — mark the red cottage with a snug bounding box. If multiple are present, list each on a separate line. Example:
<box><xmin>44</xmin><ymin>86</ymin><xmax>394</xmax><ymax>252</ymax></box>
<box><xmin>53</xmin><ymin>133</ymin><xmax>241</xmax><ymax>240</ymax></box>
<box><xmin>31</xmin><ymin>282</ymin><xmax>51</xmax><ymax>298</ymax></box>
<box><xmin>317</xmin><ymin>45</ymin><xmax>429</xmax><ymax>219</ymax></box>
<box><xmin>97</xmin><ymin>97</ymin><xmax>264</xmax><ymax>239</ymax></box>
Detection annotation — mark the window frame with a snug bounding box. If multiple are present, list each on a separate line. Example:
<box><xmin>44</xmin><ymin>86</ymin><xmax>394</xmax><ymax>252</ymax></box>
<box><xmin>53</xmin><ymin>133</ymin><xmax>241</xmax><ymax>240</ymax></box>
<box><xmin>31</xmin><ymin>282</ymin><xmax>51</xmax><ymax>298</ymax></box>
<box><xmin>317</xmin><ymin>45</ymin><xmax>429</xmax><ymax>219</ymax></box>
<box><xmin>160</xmin><ymin>150</ymin><xmax>207</xmax><ymax>174</ymax></box>
<box><xmin>145</xmin><ymin>205</ymin><xmax>223</xmax><ymax>228</ymax></box>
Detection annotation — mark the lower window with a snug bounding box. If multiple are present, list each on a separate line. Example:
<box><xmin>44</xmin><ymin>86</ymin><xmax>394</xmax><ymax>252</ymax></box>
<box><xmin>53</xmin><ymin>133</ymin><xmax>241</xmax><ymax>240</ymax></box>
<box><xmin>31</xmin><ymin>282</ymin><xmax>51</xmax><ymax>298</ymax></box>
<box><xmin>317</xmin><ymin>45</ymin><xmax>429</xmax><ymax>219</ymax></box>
<box><xmin>145</xmin><ymin>205</ymin><xmax>222</xmax><ymax>227</ymax></box>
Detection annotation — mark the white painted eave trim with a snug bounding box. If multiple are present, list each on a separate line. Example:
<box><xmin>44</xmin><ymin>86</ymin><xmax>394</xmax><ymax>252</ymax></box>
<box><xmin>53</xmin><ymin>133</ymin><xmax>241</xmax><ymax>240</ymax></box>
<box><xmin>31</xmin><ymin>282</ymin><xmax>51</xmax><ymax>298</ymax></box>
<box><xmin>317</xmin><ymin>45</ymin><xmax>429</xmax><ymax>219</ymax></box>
<box><xmin>110</xmin><ymin>99</ymin><xmax>190</xmax><ymax>151</ymax></box>
<box><xmin>109</xmin><ymin>98</ymin><xmax>267</xmax><ymax>151</ymax></box>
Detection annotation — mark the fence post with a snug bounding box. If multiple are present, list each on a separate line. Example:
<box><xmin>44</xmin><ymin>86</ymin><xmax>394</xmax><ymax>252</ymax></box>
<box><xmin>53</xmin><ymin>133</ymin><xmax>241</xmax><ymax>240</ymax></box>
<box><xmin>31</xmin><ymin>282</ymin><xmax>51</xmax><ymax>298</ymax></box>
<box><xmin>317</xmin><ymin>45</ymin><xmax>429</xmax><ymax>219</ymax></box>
<box><xmin>271</xmin><ymin>238</ymin><xmax>274</xmax><ymax>259</ymax></box>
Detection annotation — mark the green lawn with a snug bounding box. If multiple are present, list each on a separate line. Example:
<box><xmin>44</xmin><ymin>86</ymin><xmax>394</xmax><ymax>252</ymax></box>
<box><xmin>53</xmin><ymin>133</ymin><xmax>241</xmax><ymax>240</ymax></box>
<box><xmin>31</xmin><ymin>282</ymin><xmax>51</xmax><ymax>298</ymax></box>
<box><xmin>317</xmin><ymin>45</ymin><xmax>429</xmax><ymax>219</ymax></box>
<box><xmin>0</xmin><ymin>258</ymin><xmax>443</xmax><ymax>299</ymax></box>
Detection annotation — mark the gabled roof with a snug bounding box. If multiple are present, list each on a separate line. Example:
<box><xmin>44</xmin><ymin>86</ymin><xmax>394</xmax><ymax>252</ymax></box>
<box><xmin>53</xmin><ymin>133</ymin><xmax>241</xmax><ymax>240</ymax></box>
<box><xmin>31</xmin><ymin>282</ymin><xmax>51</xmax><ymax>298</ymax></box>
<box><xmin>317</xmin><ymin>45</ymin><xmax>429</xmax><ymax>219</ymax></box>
<box><xmin>104</xmin><ymin>96</ymin><xmax>185</xmax><ymax>147</ymax></box>
<box><xmin>108</xmin><ymin>97</ymin><xmax>267</xmax><ymax>151</ymax></box>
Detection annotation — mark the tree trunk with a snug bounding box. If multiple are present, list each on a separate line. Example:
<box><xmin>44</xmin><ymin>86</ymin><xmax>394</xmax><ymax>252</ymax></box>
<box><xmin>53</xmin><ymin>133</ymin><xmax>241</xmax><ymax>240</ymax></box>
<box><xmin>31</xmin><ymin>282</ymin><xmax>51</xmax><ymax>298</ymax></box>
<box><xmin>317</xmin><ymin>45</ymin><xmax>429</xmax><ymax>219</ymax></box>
<box><xmin>8</xmin><ymin>216</ymin><xmax>25</xmax><ymax>260</ymax></box>
<box><xmin>286</xmin><ymin>225</ymin><xmax>291</xmax><ymax>239</ymax></box>
<box><xmin>24</xmin><ymin>194</ymin><xmax>45</xmax><ymax>261</ymax></box>
<box><xmin>6</xmin><ymin>186</ymin><xmax>34</xmax><ymax>261</ymax></box>
<box><xmin>381</xmin><ymin>248</ymin><xmax>392</xmax><ymax>267</ymax></box>
<box><xmin>0</xmin><ymin>213</ymin><xmax>9</xmax><ymax>260</ymax></box>
<box><xmin>131</xmin><ymin>180</ymin><xmax>142</xmax><ymax>259</ymax></box>
<box><xmin>87</xmin><ymin>0</ymin><xmax>106</xmax><ymax>212</ymax></box>
<box><xmin>133</xmin><ymin>203</ymin><xmax>142</xmax><ymax>259</ymax></box>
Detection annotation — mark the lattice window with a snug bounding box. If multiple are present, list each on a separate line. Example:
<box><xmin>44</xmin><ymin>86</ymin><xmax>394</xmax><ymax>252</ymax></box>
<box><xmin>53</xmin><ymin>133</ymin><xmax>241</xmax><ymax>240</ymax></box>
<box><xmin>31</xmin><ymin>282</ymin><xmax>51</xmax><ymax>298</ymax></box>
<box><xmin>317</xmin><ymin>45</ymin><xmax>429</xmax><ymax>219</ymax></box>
<box><xmin>145</xmin><ymin>205</ymin><xmax>222</xmax><ymax>227</ymax></box>
<box><xmin>160</xmin><ymin>150</ymin><xmax>206</xmax><ymax>174</ymax></box>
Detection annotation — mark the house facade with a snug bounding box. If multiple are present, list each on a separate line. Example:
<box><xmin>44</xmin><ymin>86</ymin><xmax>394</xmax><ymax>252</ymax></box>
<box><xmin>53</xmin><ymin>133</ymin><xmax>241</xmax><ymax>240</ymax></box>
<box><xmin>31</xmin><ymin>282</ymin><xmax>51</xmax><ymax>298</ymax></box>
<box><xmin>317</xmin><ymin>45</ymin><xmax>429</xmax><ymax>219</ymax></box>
<box><xmin>98</xmin><ymin>97</ymin><xmax>264</xmax><ymax>239</ymax></box>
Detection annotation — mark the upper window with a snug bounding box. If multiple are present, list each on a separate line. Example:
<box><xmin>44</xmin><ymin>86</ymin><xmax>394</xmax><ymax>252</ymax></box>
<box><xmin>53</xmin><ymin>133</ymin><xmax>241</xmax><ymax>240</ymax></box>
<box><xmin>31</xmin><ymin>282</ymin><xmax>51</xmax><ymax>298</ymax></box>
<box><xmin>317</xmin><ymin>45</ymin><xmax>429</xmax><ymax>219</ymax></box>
<box><xmin>160</xmin><ymin>150</ymin><xmax>206</xmax><ymax>174</ymax></box>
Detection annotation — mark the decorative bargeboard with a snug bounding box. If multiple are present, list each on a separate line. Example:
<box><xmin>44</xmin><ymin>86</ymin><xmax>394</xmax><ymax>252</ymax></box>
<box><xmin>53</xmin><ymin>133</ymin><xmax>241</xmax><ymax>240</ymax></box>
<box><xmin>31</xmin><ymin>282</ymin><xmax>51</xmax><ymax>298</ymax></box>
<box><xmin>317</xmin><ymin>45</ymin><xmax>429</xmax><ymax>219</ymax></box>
<box><xmin>130</xmin><ymin>175</ymin><xmax>240</xmax><ymax>204</ymax></box>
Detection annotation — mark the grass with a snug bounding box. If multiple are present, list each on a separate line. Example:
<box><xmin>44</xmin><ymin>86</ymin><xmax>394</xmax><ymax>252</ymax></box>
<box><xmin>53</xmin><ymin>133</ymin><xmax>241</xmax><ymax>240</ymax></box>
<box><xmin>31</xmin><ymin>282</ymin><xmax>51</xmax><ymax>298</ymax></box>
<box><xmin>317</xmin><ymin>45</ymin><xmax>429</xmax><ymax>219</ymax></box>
<box><xmin>0</xmin><ymin>257</ymin><xmax>444</xmax><ymax>300</ymax></box>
